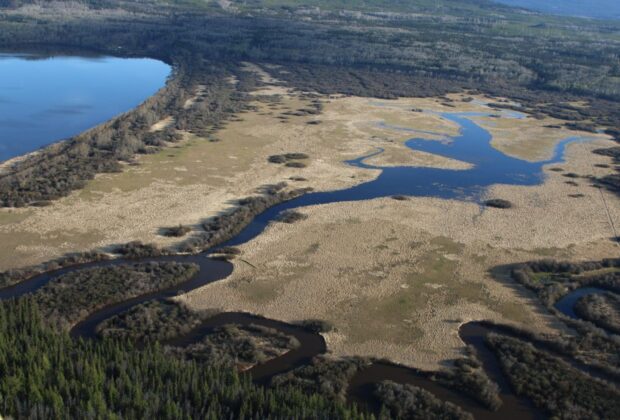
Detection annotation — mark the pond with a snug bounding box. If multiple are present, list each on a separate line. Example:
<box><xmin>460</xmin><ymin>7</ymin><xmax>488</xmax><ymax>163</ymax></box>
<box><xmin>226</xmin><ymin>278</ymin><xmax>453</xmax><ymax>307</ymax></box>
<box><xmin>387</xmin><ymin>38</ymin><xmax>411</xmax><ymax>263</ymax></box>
<box><xmin>0</xmin><ymin>53</ymin><xmax>170</xmax><ymax>162</ymax></box>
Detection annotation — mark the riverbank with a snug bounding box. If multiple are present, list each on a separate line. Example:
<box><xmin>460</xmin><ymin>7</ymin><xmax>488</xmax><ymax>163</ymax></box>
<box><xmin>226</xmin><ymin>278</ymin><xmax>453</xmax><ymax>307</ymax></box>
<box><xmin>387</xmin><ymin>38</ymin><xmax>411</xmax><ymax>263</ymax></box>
<box><xmin>2</xmin><ymin>63</ymin><xmax>618</xmax><ymax>371</ymax></box>
<box><xmin>181</xmin><ymin>129</ymin><xmax>619</xmax><ymax>370</ymax></box>
<box><xmin>0</xmin><ymin>71</ymin><xmax>541</xmax><ymax>271</ymax></box>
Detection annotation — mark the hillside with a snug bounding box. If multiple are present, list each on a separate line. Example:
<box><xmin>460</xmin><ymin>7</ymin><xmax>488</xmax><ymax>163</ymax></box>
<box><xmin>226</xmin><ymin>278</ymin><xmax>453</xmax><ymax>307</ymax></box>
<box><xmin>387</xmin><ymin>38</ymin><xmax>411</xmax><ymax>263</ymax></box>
<box><xmin>492</xmin><ymin>0</ymin><xmax>620</xmax><ymax>20</ymax></box>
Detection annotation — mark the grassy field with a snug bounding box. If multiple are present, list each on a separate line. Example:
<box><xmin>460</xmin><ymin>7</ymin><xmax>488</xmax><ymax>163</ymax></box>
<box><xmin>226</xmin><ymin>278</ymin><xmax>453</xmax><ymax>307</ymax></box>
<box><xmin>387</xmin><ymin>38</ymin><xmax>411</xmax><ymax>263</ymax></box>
<box><xmin>0</xmin><ymin>69</ymin><xmax>498</xmax><ymax>270</ymax></box>
<box><xmin>183</xmin><ymin>174</ymin><xmax>618</xmax><ymax>369</ymax></box>
<box><xmin>177</xmin><ymin>81</ymin><xmax>619</xmax><ymax>368</ymax></box>
<box><xmin>1</xmin><ymin>62</ymin><xmax>618</xmax><ymax>371</ymax></box>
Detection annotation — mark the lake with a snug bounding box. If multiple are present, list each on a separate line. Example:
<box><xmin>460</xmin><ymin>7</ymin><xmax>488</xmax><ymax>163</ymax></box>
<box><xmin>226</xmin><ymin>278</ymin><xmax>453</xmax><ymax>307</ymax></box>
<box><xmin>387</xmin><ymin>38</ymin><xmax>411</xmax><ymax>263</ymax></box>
<box><xmin>0</xmin><ymin>54</ymin><xmax>170</xmax><ymax>162</ymax></box>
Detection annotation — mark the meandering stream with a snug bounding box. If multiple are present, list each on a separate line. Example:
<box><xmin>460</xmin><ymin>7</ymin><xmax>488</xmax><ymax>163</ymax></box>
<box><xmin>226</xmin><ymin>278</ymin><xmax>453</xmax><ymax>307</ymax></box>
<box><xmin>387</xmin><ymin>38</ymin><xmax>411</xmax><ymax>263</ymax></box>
<box><xmin>223</xmin><ymin>111</ymin><xmax>591</xmax><ymax>247</ymax></box>
<box><xmin>0</xmin><ymin>110</ymin><xmax>608</xmax><ymax>418</ymax></box>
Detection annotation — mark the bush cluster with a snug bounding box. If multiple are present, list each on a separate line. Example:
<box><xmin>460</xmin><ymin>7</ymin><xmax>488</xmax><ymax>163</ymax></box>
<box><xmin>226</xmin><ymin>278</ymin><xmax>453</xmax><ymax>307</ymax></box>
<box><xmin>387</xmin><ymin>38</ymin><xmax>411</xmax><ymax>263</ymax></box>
<box><xmin>178</xmin><ymin>187</ymin><xmax>311</xmax><ymax>253</ymax></box>
<box><xmin>374</xmin><ymin>381</ymin><xmax>473</xmax><ymax>420</ymax></box>
<box><xmin>277</xmin><ymin>210</ymin><xmax>308</xmax><ymax>224</ymax></box>
<box><xmin>272</xmin><ymin>356</ymin><xmax>371</xmax><ymax>401</ymax></box>
<box><xmin>433</xmin><ymin>349</ymin><xmax>502</xmax><ymax>411</ymax></box>
<box><xmin>170</xmin><ymin>323</ymin><xmax>300</xmax><ymax>369</ymax></box>
<box><xmin>574</xmin><ymin>292</ymin><xmax>620</xmax><ymax>335</ymax></box>
<box><xmin>486</xmin><ymin>334</ymin><xmax>620</xmax><ymax>419</ymax></box>
<box><xmin>34</xmin><ymin>262</ymin><xmax>198</xmax><ymax>329</ymax></box>
<box><xmin>161</xmin><ymin>225</ymin><xmax>192</xmax><ymax>237</ymax></box>
<box><xmin>268</xmin><ymin>153</ymin><xmax>310</xmax><ymax>166</ymax></box>
<box><xmin>483</xmin><ymin>199</ymin><xmax>512</xmax><ymax>209</ymax></box>
<box><xmin>96</xmin><ymin>299</ymin><xmax>209</xmax><ymax>342</ymax></box>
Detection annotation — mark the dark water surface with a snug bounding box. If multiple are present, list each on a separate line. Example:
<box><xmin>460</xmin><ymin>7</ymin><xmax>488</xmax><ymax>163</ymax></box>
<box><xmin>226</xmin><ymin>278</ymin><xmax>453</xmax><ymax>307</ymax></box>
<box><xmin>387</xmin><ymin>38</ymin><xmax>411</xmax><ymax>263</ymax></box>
<box><xmin>0</xmin><ymin>101</ymin><xmax>603</xmax><ymax>418</ymax></box>
<box><xmin>0</xmin><ymin>54</ymin><xmax>170</xmax><ymax>162</ymax></box>
<box><xmin>554</xmin><ymin>287</ymin><xmax>610</xmax><ymax>318</ymax></box>
<box><xmin>224</xmin><ymin>111</ymin><xmax>590</xmax><ymax>247</ymax></box>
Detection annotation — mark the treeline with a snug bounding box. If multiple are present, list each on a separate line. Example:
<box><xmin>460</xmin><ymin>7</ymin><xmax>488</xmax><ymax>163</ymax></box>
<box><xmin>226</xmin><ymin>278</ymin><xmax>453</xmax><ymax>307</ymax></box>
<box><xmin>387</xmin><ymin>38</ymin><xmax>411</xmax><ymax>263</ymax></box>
<box><xmin>0</xmin><ymin>59</ymin><xmax>251</xmax><ymax>207</ymax></box>
<box><xmin>0</xmin><ymin>299</ymin><xmax>369</xmax><ymax>419</ymax></box>
<box><xmin>1</xmin><ymin>2</ymin><xmax>619</xmax><ymax>102</ymax></box>
<box><xmin>34</xmin><ymin>262</ymin><xmax>198</xmax><ymax>329</ymax></box>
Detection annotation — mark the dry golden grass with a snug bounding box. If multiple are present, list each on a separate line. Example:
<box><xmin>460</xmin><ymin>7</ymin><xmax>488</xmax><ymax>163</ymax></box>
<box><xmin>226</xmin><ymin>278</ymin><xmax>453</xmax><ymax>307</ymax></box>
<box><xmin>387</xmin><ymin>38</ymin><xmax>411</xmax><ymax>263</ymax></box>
<box><xmin>182</xmin><ymin>142</ymin><xmax>619</xmax><ymax>368</ymax></box>
<box><xmin>1</xmin><ymin>64</ymin><xmax>618</xmax><ymax>371</ymax></box>
<box><xmin>0</xmin><ymin>74</ymin><xmax>493</xmax><ymax>270</ymax></box>
<box><xmin>179</xmin><ymin>91</ymin><xmax>620</xmax><ymax>369</ymax></box>
<box><xmin>474</xmin><ymin>114</ymin><xmax>607</xmax><ymax>161</ymax></box>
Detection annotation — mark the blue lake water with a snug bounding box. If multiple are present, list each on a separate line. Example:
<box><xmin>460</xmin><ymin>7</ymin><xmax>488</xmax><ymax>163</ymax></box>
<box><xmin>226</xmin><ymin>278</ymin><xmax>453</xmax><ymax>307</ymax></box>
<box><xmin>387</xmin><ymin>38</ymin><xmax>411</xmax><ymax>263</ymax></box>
<box><xmin>224</xmin><ymin>110</ymin><xmax>593</xmax><ymax>246</ymax></box>
<box><xmin>0</xmin><ymin>54</ymin><xmax>170</xmax><ymax>162</ymax></box>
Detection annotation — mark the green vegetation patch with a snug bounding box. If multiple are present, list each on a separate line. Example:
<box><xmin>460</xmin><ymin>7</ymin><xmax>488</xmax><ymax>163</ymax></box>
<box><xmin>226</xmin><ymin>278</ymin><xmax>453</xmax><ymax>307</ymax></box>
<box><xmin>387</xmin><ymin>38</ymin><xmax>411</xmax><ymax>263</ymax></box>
<box><xmin>0</xmin><ymin>299</ymin><xmax>364</xmax><ymax>419</ymax></box>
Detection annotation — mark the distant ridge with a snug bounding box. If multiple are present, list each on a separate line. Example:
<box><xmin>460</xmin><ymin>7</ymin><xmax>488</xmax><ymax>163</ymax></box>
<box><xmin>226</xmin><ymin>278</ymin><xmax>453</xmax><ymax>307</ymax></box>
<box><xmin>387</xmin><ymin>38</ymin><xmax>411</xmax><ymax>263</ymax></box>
<box><xmin>492</xmin><ymin>0</ymin><xmax>620</xmax><ymax>20</ymax></box>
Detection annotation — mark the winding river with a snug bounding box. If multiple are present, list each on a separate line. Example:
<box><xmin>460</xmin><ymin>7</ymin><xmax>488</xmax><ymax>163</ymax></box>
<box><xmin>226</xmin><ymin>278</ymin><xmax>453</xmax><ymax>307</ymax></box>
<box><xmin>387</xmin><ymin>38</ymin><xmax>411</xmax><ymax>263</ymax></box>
<box><xmin>223</xmin><ymin>111</ymin><xmax>590</xmax><ymax>247</ymax></box>
<box><xmin>554</xmin><ymin>287</ymin><xmax>610</xmax><ymax>318</ymax></box>
<box><xmin>0</xmin><ymin>105</ymin><xmax>610</xmax><ymax>418</ymax></box>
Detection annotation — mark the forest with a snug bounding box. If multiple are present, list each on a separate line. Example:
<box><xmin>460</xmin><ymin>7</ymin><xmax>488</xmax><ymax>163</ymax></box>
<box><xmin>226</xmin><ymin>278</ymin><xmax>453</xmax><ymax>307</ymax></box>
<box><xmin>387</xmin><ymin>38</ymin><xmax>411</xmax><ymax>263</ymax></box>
<box><xmin>1</xmin><ymin>1</ymin><xmax>620</xmax><ymax>418</ymax></box>
<box><xmin>1</xmin><ymin>0</ymin><xmax>620</xmax><ymax>204</ymax></box>
<box><xmin>486</xmin><ymin>334</ymin><xmax>620</xmax><ymax>419</ymax></box>
<box><xmin>0</xmin><ymin>299</ymin><xmax>368</xmax><ymax>419</ymax></box>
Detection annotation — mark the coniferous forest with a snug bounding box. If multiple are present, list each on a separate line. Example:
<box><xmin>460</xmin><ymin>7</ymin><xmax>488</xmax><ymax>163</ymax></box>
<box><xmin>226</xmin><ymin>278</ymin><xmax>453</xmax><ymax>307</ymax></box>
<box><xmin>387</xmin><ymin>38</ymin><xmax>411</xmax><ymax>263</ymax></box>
<box><xmin>1</xmin><ymin>2</ymin><xmax>620</xmax><ymax>419</ymax></box>
<box><xmin>0</xmin><ymin>298</ymin><xmax>367</xmax><ymax>419</ymax></box>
